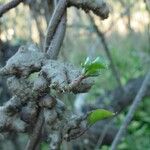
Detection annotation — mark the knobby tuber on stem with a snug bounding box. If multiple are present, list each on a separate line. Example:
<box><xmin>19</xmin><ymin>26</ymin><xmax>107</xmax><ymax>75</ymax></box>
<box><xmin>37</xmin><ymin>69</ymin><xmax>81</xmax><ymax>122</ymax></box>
<box><xmin>0</xmin><ymin>44</ymin><xmax>94</xmax><ymax>148</ymax></box>
<box><xmin>0</xmin><ymin>0</ymin><xmax>110</xmax><ymax>149</ymax></box>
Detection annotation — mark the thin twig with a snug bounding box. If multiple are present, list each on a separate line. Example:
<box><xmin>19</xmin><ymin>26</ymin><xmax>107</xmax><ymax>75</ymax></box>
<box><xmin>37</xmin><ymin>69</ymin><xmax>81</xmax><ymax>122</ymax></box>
<box><xmin>145</xmin><ymin>0</ymin><xmax>150</xmax><ymax>50</ymax></box>
<box><xmin>104</xmin><ymin>3</ymin><xmax>134</xmax><ymax>34</ymax></box>
<box><xmin>110</xmin><ymin>70</ymin><xmax>150</xmax><ymax>150</ymax></box>
<box><xmin>94</xmin><ymin>119</ymin><xmax>114</xmax><ymax>150</ymax></box>
<box><xmin>67</xmin><ymin>75</ymin><xmax>86</xmax><ymax>92</ymax></box>
<box><xmin>89</xmin><ymin>15</ymin><xmax>124</xmax><ymax>92</ymax></box>
<box><xmin>47</xmin><ymin>12</ymin><xmax>67</xmax><ymax>59</ymax></box>
<box><xmin>25</xmin><ymin>110</ymin><xmax>44</xmax><ymax>150</ymax></box>
<box><xmin>43</xmin><ymin>0</ymin><xmax>67</xmax><ymax>53</ymax></box>
<box><xmin>28</xmin><ymin>3</ymin><xmax>44</xmax><ymax>48</ymax></box>
<box><xmin>0</xmin><ymin>0</ymin><xmax>24</xmax><ymax>17</ymax></box>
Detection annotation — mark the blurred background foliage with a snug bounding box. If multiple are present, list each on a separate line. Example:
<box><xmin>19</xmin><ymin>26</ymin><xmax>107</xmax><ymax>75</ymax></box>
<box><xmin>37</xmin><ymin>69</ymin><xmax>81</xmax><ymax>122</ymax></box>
<box><xmin>0</xmin><ymin>0</ymin><xmax>150</xmax><ymax>149</ymax></box>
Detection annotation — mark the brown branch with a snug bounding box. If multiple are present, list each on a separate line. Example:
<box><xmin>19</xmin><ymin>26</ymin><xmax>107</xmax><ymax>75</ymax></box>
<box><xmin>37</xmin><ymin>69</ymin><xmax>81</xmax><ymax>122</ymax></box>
<box><xmin>68</xmin><ymin>75</ymin><xmax>86</xmax><ymax>91</ymax></box>
<box><xmin>30</xmin><ymin>9</ymin><xmax>44</xmax><ymax>48</ymax></box>
<box><xmin>60</xmin><ymin>74</ymin><xmax>87</xmax><ymax>93</ymax></box>
<box><xmin>0</xmin><ymin>0</ymin><xmax>24</xmax><ymax>17</ymax></box>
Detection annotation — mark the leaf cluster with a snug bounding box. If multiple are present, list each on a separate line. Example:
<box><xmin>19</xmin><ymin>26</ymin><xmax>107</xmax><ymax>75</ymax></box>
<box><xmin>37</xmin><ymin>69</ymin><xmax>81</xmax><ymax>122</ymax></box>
<box><xmin>81</xmin><ymin>57</ymin><xmax>107</xmax><ymax>77</ymax></box>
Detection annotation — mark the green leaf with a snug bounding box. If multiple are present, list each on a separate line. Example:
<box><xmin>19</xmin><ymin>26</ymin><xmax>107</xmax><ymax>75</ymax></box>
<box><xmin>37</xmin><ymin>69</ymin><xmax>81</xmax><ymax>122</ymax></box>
<box><xmin>41</xmin><ymin>142</ymin><xmax>49</xmax><ymax>150</ymax></box>
<box><xmin>81</xmin><ymin>57</ymin><xmax>90</xmax><ymax>68</ymax></box>
<box><xmin>87</xmin><ymin>109</ymin><xmax>115</xmax><ymax>125</ymax></box>
<box><xmin>84</xmin><ymin>57</ymin><xmax>90</xmax><ymax>66</ymax></box>
<box><xmin>81</xmin><ymin>57</ymin><xmax>107</xmax><ymax>77</ymax></box>
<box><xmin>85</xmin><ymin>63</ymin><xmax>106</xmax><ymax>76</ymax></box>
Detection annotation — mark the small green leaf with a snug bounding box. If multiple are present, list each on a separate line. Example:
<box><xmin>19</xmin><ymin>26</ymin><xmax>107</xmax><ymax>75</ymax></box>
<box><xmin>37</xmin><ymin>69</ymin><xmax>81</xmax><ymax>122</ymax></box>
<box><xmin>85</xmin><ymin>63</ymin><xmax>106</xmax><ymax>76</ymax></box>
<box><xmin>87</xmin><ymin>109</ymin><xmax>115</xmax><ymax>125</ymax></box>
<box><xmin>81</xmin><ymin>57</ymin><xmax>90</xmax><ymax>68</ymax></box>
<box><xmin>41</xmin><ymin>142</ymin><xmax>49</xmax><ymax>150</ymax></box>
<box><xmin>81</xmin><ymin>57</ymin><xmax>107</xmax><ymax>77</ymax></box>
<box><xmin>84</xmin><ymin>57</ymin><xmax>90</xmax><ymax>66</ymax></box>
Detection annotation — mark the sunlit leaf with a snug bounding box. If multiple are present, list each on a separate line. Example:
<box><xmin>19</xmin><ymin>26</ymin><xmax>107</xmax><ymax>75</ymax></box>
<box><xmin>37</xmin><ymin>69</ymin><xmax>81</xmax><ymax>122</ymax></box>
<box><xmin>87</xmin><ymin>109</ymin><xmax>115</xmax><ymax>125</ymax></box>
<box><xmin>81</xmin><ymin>57</ymin><xmax>107</xmax><ymax>77</ymax></box>
<box><xmin>81</xmin><ymin>57</ymin><xmax>90</xmax><ymax>67</ymax></box>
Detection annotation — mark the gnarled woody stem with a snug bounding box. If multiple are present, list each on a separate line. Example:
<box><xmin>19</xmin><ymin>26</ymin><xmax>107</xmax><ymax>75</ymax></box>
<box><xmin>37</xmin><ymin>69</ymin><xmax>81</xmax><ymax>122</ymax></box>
<box><xmin>0</xmin><ymin>96</ymin><xmax>27</xmax><ymax>132</ymax></box>
<box><xmin>44</xmin><ymin>0</ymin><xmax>110</xmax><ymax>56</ymax></box>
<box><xmin>0</xmin><ymin>0</ymin><xmax>110</xmax><ymax>150</ymax></box>
<box><xmin>68</xmin><ymin>0</ymin><xmax>110</xmax><ymax>19</ymax></box>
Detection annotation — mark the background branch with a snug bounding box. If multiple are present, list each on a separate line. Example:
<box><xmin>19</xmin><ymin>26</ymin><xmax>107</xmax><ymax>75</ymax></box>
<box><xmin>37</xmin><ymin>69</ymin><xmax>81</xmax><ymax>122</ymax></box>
<box><xmin>68</xmin><ymin>0</ymin><xmax>110</xmax><ymax>19</ymax></box>
<box><xmin>74</xmin><ymin>74</ymin><xmax>150</xmax><ymax>147</ymax></box>
<box><xmin>110</xmin><ymin>70</ymin><xmax>150</xmax><ymax>150</ymax></box>
<box><xmin>0</xmin><ymin>0</ymin><xmax>24</xmax><ymax>17</ymax></box>
<box><xmin>89</xmin><ymin>15</ymin><xmax>124</xmax><ymax>92</ymax></box>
